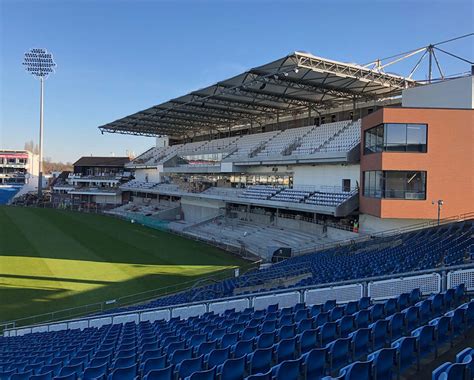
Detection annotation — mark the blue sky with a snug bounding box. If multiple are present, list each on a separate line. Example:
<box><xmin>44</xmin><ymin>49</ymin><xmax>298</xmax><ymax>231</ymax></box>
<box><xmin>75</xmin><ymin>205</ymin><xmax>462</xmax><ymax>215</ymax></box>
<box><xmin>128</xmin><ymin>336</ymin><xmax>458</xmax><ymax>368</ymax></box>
<box><xmin>1</xmin><ymin>0</ymin><xmax>472</xmax><ymax>162</ymax></box>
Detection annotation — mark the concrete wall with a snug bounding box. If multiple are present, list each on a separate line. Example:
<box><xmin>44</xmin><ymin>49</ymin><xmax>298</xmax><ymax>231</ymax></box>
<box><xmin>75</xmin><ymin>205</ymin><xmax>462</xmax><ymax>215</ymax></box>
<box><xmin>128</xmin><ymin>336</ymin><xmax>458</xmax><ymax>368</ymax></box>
<box><xmin>181</xmin><ymin>197</ymin><xmax>226</xmax><ymax>222</ymax></box>
<box><xmin>359</xmin><ymin>214</ymin><xmax>432</xmax><ymax>234</ymax></box>
<box><xmin>293</xmin><ymin>164</ymin><xmax>360</xmax><ymax>189</ymax></box>
<box><xmin>94</xmin><ymin>194</ymin><xmax>122</xmax><ymax>205</ymax></box>
<box><xmin>402</xmin><ymin>76</ymin><xmax>474</xmax><ymax>109</ymax></box>
<box><xmin>133</xmin><ymin>168</ymin><xmax>160</xmax><ymax>182</ymax></box>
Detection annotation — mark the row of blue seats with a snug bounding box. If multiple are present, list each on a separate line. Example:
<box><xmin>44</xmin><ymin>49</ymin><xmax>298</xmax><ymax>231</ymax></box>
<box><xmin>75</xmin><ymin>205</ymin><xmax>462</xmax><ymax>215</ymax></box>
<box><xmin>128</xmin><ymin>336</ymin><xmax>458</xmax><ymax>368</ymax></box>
<box><xmin>1</xmin><ymin>286</ymin><xmax>471</xmax><ymax>379</ymax></box>
<box><xmin>109</xmin><ymin>221</ymin><xmax>472</xmax><ymax>314</ymax></box>
<box><xmin>432</xmin><ymin>345</ymin><xmax>474</xmax><ymax>380</ymax></box>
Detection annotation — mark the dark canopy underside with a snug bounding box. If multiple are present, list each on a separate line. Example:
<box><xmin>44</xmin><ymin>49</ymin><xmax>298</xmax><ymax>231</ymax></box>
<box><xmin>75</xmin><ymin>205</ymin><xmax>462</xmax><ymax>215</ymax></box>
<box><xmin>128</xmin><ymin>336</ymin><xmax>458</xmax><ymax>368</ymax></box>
<box><xmin>99</xmin><ymin>52</ymin><xmax>417</xmax><ymax>138</ymax></box>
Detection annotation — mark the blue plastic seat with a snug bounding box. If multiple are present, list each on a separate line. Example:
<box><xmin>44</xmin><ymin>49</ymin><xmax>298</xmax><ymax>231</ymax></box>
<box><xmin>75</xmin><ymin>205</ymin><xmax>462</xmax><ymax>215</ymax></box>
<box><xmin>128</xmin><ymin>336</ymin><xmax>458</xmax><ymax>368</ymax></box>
<box><xmin>301</xmin><ymin>348</ymin><xmax>327</xmax><ymax>379</ymax></box>
<box><xmin>204</xmin><ymin>348</ymin><xmax>230</xmax><ymax>369</ymax></box>
<box><xmin>339</xmin><ymin>360</ymin><xmax>373</xmax><ymax>380</ymax></box>
<box><xmin>369</xmin><ymin>319</ymin><xmax>389</xmax><ymax>351</ymax></box>
<box><xmin>256</xmin><ymin>332</ymin><xmax>276</xmax><ymax>349</ymax></box>
<box><xmin>195</xmin><ymin>340</ymin><xmax>217</xmax><ymax>356</ymax></box>
<box><xmin>112</xmin><ymin>355</ymin><xmax>135</xmax><ymax>369</ymax></box>
<box><xmin>89</xmin><ymin>356</ymin><xmax>111</xmax><ymax>368</ymax></box>
<box><xmin>40</xmin><ymin>363</ymin><xmax>61</xmax><ymax>377</ymax></box>
<box><xmin>165</xmin><ymin>341</ymin><xmax>185</xmax><ymax>356</ymax></box>
<box><xmin>274</xmin><ymin>337</ymin><xmax>296</xmax><ymax>363</ymax></box>
<box><xmin>216</xmin><ymin>356</ymin><xmax>246</xmax><ymax>380</ymax></box>
<box><xmin>175</xmin><ymin>355</ymin><xmax>204</xmax><ymax>380</ymax></box>
<box><xmin>107</xmin><ymin>364</ymin><xmax>136</xmax><ymax>380</ymax></box>
<box><xmin>320</xmin><ymin>322</ymin><xmax>338</xmax><ymax>346</ymax></box>
<box><xmin>369</xmin><ymin>303</ymin><xmax>385</xmax><ymax>321</ymax></box>
<box><xmin>344</xmin><ymin>301</ymin><xmax>359</xmax><ymax>315</ymax></box>
<box><xmin>323</xmin><ymin>300</ymin><xmax>337</xmax><ymax>312</ymax></box>
<box><xmin>368</xmin><ymin>347</ymin><xmax>396</xmax><ymax>380</ymax></box>
<box><xmin>430</xmin><ymin>316</ymin><xmax>452</xmax><ymax>345</ymax></box>
<box><xmin>339</xmin><ymin>316</ymin><xmax>355</xmax><ymax>338</ymax></box>
<box><xmin>247</xmin><ymin>347</ymin><xmax>273</xmax><ymax>374</ymax></box>
<box><xmin>403</xmin><ymin>306</ymin><xmax>420</xmax><ymax>331</ymax></box>
<box><xmin>241</xmin><ymin>327</ymin><xmax>259</xmax><ymax>341</ymax></box>
<box><xmin>461</xmin><ymin>300</ymin><xmax>474</xmax><ymax>328</ymax></box>
<box><xmin>169</xmin><ymin>347</ymin><xmax>193</xmax><ymax>365</ymax></box>
<box><xmin>409</xmin><ymin>288</ymin><xmax>421</xmax><ymax>304</ymax></box>
<box><xmin>296</xmin><ymin>318</ymin><xmax>313</xmax><ymax>334</ymax></box>
<box><xmin>354</xmin><ymin>310</ymin><xmax>370</xmax><ymax>329</ymax></box>
<box><xmin>314</xmin><ymin>312</ymin><xmax>330</xmax><ymax>328</ymax></box>
<box><xmin>384</xmin><ymin>298</ymin><xmax>398</xmax><ymax>316</ymax></box>
<box><xmin>184</xmin><ymin>366</ymin><xmax>216</xmax><ymax>380</ymax></box>
<box><xmin>83</xmin><ymin>363</ymin><xmax>108</xmax><ymax>380</ymax></box>
<box><xmin>454</xmin><ymin>284</ymin><xmax>465</xmax><ymax>304</ymax></box>
<box><xmin>140</xmin><ymin>350</ymin><xmax>164</xmax><ymax>364</ymax></box>
<box><xmin>359</xmin><ymin>297</ymin><xmax>371</xmax><ymax>310</ymax></box>
<box><xmin>11</xmin><ymin>370</ymin><xmax>34</xmax><ymax>380</ymax></box>
<box><xmin>432</xmin><ymin>358</ymin><xmax>471</xmax><ymax>380</ymax></box>
<box><xmin>416</xmin><ymin>300</ymin><xmax>433</xmax><ymax>324</ymax></box>
<box><xmin>386</xmin><ymin>312</ymin><xmax>405</xmax><ymax>340</ymax></box>
<box><xmin>397</xmin><ymin>293</ymin><xmax>410</xmax><ymax>311</ymax></box>
<box><xmin>1</xmin><ymin>369</ymin><xmax>17</xmax><ymax>379</ymax></box>
<box><xmin>349</xmin><ymin>328</ymin><xmax>371</xmax><ymax>360</ymax></box>
<box><xmin>278</xmin><ymin>325</ymin><xmax>295</xmax><ymax>340</ymax></box>
<box><xmin>412</xmin><ymin>325</ymin><xmax>437</xmax><ymax>360</ymax></box>
<box><xmin>330</xmin><ymin>306</ymin><xmax>345</xmax><ymax>322</ymax></box>
<box><xmin>271</xmin><ymin>358</ymin><xmax>301</xmax><ymax>380</ymax></box>
<box><xmin>141</xmin><ymin>356</ymin><xmax>167</xmax><ymax>377</ymax></box>
<box><xmin>244</xmin><ymin>369</ymin><xmax>271</xmax><ymax>380</ymax></box>
<box><xmin>142</xmin><ymin>365</ymin><xmax>174</xmax><ymax>380</ymax></box>
<box><xmin>31</xmin><ymin>372</ymin><xmax>54</xmax><ymax>380</ymax></box>
<box><xmin>58</xmin><ymin>363</ymin><xmax>83</xmax><ymax>378</ymax></box>
<box><xmin>391</xmin><ymin>336</ymin><xmax>418</xmax><ymax>374</ymax></box>
<box><xmin>456</xmin><ymin>348</ymin><xmax>474</xmax><ymax>374</ymax></box>
<box><xmin>326</xmin><ymin>337</ymin><xmax>352</xmax><ymax>372</ymax></box>
<box><xmin>298</xmin><ymin>329</ymin><xmax>318</xmax><ymax>354</ymax></box>
<box><xmin>429</xmin><ymin>293</ymin><xmax>445</xmax><ymax>316</ymax></box>
<box><xmin>231</xmin><ymin>339</ymin><xmax>254</xmax><ymax>358</ymax></box>
<box><xmin>221</xmin><ymin>332</ymin><xmax>239</xmax><ymax>349</ymax></box>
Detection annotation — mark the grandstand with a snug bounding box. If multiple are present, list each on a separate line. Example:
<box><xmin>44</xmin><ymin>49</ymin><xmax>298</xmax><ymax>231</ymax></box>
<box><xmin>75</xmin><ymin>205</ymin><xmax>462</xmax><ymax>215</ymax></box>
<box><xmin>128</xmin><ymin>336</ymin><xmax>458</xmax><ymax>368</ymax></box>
<box><xmin>2</xmin><ymin>43</ymin><xmax>473</xmax><ymax>380</ymax></box>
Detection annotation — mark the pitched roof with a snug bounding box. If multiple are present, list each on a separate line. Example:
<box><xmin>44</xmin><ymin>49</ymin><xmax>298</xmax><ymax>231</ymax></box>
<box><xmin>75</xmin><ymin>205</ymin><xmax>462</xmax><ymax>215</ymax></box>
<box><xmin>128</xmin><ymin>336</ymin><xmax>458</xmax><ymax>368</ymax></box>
<box><xmin>73</xmin><ymin>156</ymin><xmax>130</xmax><ymax>167</ymax></box>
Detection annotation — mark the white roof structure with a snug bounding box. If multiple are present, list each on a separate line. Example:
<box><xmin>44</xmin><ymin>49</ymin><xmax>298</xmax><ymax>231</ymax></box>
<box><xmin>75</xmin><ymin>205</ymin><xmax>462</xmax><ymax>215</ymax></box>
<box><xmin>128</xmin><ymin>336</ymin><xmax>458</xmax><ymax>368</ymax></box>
<box><xmin>99</xmin><ymin>52</ymin><xmax>417</xmax><ymax>138</ymax></box>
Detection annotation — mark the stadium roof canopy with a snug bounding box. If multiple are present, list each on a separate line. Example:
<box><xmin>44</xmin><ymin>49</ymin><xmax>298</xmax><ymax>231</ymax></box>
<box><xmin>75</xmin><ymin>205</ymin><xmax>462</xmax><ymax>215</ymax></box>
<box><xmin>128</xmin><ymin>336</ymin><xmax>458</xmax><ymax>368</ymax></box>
<box><xmin>99</xmin><ymin>52</ymin><xmax>417</xmax><ymax>138</ymax></box>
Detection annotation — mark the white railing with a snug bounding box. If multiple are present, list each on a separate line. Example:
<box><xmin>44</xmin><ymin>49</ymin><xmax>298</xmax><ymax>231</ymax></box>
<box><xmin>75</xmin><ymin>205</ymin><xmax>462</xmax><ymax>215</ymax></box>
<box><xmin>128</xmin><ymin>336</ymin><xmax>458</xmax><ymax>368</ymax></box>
<box><xmin>4</xmin><ymin>263</ymin><xmax>473</xmax><ymax>337</ymax></box>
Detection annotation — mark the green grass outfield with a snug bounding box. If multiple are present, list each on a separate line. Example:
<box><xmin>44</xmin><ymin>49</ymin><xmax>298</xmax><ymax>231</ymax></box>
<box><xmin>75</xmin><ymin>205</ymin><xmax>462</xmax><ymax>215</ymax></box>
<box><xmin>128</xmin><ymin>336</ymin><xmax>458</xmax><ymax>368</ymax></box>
<box><xmin>0</xmin><ymin>206</ymin><xmax>249</xmax><ymax>324</ymax></box>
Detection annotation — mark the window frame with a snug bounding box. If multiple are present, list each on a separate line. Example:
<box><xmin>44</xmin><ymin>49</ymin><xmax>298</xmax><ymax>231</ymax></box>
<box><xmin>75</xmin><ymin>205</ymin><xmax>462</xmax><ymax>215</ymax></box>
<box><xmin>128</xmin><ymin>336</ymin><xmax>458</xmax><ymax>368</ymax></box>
<box><xmin>363</xmin><ymin>123</ymin><xmax>428</xmax><ymax>155</ymax></box>
<box><xmin>363</xmin><ymin>170</ymin><xmax>427</xmax><ymax>200</ymax></box>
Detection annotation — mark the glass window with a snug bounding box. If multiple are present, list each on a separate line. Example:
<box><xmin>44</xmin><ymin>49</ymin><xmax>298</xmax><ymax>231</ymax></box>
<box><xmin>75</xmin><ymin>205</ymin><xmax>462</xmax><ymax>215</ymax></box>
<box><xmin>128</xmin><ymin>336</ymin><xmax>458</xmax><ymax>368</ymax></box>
<box><xmin>364</xmin><ymin>123</ymin><xmax>427</xmax><ymax>154</ymax></box>
<box><xmin>406</xmin><ymin>124</ymin><xmax>427</xmax><ymax>152</ymax></box>
<box><xmin>363</xmin><ymin>170</ymin><xmax>426</xmax><ymax>200</ymax></box>
<box><xmin>385</xmin><ymin>123</ymin><xmax>407</xmax><ymax>151</ymax></box>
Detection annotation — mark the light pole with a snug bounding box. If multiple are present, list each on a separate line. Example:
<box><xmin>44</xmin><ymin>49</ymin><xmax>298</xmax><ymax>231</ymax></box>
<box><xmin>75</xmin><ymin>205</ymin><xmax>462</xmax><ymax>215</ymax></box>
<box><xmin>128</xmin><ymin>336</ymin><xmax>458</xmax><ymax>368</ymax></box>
<box><xmin>432</xmin><ymin>199</ymin><xmax>444</xmax><ymax>225</ymax></box>
<box><xmin>22</xmin><ymin>48</ymin><xmax>56</xmax><ymax>199</ymax></box>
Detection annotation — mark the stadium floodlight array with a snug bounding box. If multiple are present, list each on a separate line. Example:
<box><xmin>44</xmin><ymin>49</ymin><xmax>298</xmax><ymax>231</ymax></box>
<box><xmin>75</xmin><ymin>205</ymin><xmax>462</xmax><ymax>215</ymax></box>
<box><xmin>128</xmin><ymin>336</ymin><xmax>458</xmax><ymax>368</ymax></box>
<box><xmin>22</xmin><ymin>48</ymin><xmax>57</xmax><ymax>198</ymax></box>
<box><xmin>23</xmin><ymin>48</ymin><xmax>56</xmax><ymax>78</ymax></box>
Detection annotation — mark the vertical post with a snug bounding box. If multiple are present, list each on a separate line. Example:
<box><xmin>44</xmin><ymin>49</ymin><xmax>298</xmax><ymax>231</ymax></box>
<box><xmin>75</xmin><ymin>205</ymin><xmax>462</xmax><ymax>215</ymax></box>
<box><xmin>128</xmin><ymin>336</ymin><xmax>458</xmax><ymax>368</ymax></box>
<box><xmin>437</xmin><ymin>202</ymin><xmax>441</xmax><ymax>226</ymax></box>
<box><xmin>428</xmin><ymin>46</ymin><xmax>433</xmax><ymax>84</ymax></box>
<box><xmin>38</xmin><ymin>77</ymin><xmax>44</xmax><ymax>198</ymax></box>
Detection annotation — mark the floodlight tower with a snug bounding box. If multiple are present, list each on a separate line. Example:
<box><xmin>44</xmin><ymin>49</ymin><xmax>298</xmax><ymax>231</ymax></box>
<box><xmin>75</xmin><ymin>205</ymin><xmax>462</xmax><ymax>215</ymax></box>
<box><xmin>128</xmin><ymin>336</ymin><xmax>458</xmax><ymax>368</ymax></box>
<box><xmin>22</xmin><ymin>48</ymin><xmax>57</xmax><ymax>198</ymax></box>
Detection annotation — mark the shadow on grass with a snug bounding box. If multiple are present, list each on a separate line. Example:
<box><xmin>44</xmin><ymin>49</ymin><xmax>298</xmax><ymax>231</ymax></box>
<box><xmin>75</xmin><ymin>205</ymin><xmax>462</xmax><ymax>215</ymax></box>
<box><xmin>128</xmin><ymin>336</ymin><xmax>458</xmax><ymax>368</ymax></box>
<box><xmin>0</xmin><ymin>269</ymin><xmax>235</xmax><ymax>325</ymax></box>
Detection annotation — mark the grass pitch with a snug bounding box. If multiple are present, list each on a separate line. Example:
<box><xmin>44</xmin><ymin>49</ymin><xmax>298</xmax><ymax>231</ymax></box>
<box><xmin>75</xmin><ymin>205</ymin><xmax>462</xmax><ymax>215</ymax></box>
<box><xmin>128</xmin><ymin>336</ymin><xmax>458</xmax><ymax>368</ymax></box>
<box><xmin>0</xmin><ymin>206</ymin><xmax>248</xmax><ymax>323</ymax></box>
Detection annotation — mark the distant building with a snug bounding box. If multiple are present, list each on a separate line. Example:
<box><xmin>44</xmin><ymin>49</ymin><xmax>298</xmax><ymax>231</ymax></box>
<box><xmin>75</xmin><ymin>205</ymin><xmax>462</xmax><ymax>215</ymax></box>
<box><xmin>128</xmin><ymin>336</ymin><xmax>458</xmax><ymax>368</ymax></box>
<box><xmin>51</xmin><ymin>156</ymin><xmax>131</xmax><ymax>209</ymax></box>
<box><xmin>0</xmin><ymin>149</ymin><xmax>40</xmax><ymax>204</ymax></box>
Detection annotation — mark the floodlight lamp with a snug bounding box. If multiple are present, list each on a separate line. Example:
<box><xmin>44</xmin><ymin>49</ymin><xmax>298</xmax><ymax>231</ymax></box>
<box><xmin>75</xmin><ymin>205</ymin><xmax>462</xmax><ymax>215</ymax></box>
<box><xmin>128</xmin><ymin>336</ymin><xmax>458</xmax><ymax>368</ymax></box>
<box><xmin>22</xmin><ymin>48</ymin><xmax>56</xmax><ymax>79</ymax></box>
